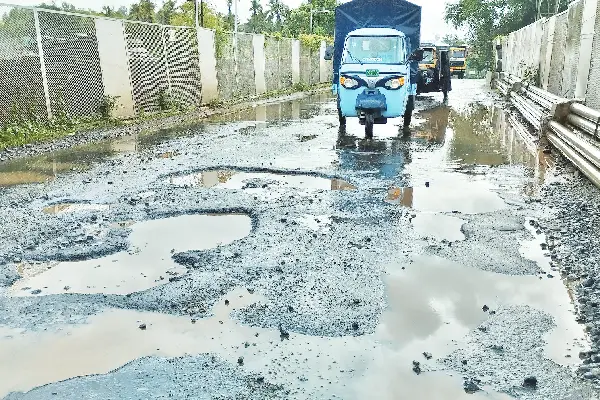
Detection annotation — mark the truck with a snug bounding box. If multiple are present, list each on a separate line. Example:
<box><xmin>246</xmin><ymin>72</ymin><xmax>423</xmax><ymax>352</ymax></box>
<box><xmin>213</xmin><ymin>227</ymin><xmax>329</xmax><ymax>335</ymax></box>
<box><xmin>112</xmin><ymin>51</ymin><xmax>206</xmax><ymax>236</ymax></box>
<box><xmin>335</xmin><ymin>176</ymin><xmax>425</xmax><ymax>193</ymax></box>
<box><xmin>324</xmin><ymin>0</ymin><xmax>424</xmax><ymax>139</ymax></box>
<box><xmin>449</xmin><ymin>45</ymin><xmax>468</xmax><ymax>79</ymax></box>
<box><xmin>416</xmin><ymin>42</ymin><xmax>452</xmax><ymax>99</ymax></box>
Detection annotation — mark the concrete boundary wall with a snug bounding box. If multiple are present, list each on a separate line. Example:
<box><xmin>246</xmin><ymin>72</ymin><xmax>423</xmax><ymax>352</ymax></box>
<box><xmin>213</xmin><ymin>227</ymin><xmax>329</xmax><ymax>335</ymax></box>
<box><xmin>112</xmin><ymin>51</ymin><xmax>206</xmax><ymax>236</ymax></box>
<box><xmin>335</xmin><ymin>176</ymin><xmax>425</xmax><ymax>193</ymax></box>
<box><xmin>502</xmin><ymin>0</ymin><xmax>600</xmax><ymax>108</ymax></box>
<box><xmin>94</xmin><ymin>18</ymin><xmax>135</xmax><ymax>118</ymax></box>
<box><xmin>0</xmin><ymin>3</ymin><xmax>331</xmax><ymax>121</ymax></box>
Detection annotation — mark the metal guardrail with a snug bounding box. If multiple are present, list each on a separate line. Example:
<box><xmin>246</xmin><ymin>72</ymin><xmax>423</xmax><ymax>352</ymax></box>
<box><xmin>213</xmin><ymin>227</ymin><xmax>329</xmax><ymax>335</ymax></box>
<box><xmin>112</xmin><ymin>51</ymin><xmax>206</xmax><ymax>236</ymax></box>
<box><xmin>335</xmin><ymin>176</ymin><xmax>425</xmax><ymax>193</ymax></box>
<box><xmin>494</xmin><ymin>72</ymin><xmax>600</xmax><ymax>189</ymax></box>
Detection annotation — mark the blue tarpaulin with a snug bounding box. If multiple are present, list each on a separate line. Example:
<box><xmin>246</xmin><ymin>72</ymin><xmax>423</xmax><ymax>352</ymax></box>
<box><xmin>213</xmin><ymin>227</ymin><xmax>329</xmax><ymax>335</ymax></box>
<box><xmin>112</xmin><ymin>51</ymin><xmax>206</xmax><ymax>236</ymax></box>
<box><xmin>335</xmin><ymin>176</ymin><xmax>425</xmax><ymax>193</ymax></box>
<box><xmin>333</xmin><ymin>0</ymin><xmax>422</xmax><ymax>84</ymax></box>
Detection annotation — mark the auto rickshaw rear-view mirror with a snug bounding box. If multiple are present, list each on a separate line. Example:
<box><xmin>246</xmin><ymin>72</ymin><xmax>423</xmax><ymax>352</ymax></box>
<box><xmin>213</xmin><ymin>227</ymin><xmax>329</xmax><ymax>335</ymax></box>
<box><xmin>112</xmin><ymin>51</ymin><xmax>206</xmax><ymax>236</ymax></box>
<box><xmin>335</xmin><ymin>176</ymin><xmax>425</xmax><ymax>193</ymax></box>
<box><xmin>408</xmin><ymin>49</ymin><xmax>424</xmax><ymax>62</ymax></box>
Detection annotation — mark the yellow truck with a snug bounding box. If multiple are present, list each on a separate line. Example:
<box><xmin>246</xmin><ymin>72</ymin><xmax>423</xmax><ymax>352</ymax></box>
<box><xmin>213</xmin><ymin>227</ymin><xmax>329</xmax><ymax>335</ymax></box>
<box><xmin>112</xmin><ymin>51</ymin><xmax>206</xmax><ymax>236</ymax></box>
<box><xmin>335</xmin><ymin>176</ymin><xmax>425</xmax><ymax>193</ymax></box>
<box><xmin>449</xmin><ymin>45</ymin><xmax>467</xmax><ymax>79</ymax></box>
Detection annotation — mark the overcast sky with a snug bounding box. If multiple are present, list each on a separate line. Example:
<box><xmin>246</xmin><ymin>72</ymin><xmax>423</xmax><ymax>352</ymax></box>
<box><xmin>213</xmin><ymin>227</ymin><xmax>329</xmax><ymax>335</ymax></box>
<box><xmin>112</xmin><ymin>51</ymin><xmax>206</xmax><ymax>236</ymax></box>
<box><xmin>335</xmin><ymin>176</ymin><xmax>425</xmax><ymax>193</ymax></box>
<box><xmin>14</xmin><ymin>0</ymin><xmax>456</xmax><ymax>41</ymax></box>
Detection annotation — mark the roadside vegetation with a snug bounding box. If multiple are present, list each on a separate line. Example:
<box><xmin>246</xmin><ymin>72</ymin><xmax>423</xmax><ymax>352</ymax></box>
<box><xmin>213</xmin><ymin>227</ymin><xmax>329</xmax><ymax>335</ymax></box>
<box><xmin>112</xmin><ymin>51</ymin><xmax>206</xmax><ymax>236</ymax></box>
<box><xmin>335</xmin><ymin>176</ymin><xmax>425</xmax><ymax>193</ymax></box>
<box><xmin>0</xmin><ymin>84</ymin><xmax>328</xmax><ymax>152</ymax></box>
<box><xmin>445</xmin><ymin>0</ymin><xmax>574</xmax><ymax>71</ymax></box>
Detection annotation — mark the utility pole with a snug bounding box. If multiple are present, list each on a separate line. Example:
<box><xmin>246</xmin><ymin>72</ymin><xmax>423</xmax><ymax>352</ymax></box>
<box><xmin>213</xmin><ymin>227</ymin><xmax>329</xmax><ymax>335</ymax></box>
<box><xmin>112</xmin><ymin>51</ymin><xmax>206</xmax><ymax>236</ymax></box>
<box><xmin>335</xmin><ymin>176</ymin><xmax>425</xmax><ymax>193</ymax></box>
<box><xmin>194</xmin><ymin>0</ymin><xmax>204</xmax><ymax>28</ymax></box>
<box><xmin>234</xmin><ymin>0</ymin><xmax>238</xmax><ymax>85</ymax></box>
<box><xmin>194</xmin><ymin>0</ymin><xmax>204</xmax><ymax>29</ymax></box>
<box><xmin>310</xmin><ymin>9</ymin><xmax>331</xmax><ymax>34</ymax></box>
<box><xmin>200</xmin><ymin>0</ymin><xmax>204</xmax><ymax>27</ymax></box>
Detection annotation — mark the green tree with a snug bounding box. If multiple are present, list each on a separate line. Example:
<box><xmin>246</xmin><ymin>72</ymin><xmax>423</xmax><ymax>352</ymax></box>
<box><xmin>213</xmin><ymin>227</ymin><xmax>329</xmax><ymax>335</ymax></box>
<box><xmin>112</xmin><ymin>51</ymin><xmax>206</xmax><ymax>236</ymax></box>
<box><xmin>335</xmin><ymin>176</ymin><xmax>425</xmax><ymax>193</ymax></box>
<box><xmin>0</xmin><ymin>8</ymin><xmax>35</xmax><ymax>39</ymax></box>
<box><xmin>129</xmin><ymin>0</ymin><xmax>156</xmax><ymax>23</ymax></box>
<box><xmin>267</xmin><ymin>0</ymin><xmax>289</xmax><ymax>31</ymax></box>
<box><xmin>156</xmin><ymin>0</ymin><xmax>176</xmax><ymax>25</ymax></box>
<box><xmin>445</xmin><ymin>0</ymin><xmax>573</xmax><ymax>71</ymax></box>
<box><xmin>246</xmin><ymin>0</ymin><xmax>268</xmax><ymax>33</ymax></box>
<box><xmin>282</xmin><ymin>6</ymin><xmax>310</xmax><ymax>37</ymax></box>
<box><xmin>442</xmin><ymin>34</ymin><xmax>466</xmax><ymax>46</ymax></box>
<box><xmin>308</xmin><ymin>0</ymin><xmax>335</xmax><ymax>35</ymax></box>
<box><xmin>170</xmin><ymin>1</ymin><xmax>224</xmax><ymax>30</ymax></box>
<box><xmin>102</xmin><ymin>6</ymin><xmax>128</xmax><ymax>18</ymax></box>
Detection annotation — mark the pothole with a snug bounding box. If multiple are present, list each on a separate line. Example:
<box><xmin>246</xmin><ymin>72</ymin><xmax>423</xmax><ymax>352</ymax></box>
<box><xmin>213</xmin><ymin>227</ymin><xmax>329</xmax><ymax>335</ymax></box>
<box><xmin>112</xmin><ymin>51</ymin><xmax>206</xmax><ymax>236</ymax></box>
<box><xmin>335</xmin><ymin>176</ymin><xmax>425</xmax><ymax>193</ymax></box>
<box><xmin>385</xmin><ymin>179</ymin><xmax>505</xmax><ymax>214</ymax></box>
<box><xmin>8</xmin><ymin>214</ymin><xmax>252</xmax><ymax>296</ymax></box>
<box><xmin>0</xmin><ymin>287</ymin><xmax>512</xmax><ymax>400</ymax></box>
<box><xmin>384</xmin><ymin>254</ymin><xmax>586</xmax><ymax>370</ymax></box>
<box><xmin>520</xmin><ymin>221</ymin><xmax>588</xmax><ymax>365</ymax></box>
<box><xmin>166</xmin><ymin>170</ymin><xmax>356</xmax><ymax>191</ymax></box>
<box><xmin>43</xmin><ymin>203</ymin><xmax>110</xmax><ymax>214</ymax></box>
<box><xmin>412</xmin><ymin>213</ymin><xmax>466</xmax><ymax>242</ymax></box>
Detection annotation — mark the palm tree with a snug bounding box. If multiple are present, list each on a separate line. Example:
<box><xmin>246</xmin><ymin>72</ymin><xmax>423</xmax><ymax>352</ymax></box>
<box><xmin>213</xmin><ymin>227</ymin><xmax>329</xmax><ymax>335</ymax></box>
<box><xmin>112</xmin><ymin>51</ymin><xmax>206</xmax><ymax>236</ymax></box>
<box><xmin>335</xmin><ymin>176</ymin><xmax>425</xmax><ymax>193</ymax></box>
<box><xmin>250</xmin><ymin>0</ymin><xmax>262</xmax><ymax>17</ymax></box>
<box><xmin>267</xmin><ymin>0</ymin><xmax>288</xmax><ymax>27</ymax></box>
<box><xmin>247</xmin><ymin>0</ymin><xmax>265</xmax><ymax>33</ymax></box>
<box><xmin>225</xmin><ymin>0</ymin><xmax>234</xmax><ymax>29</ymax></box>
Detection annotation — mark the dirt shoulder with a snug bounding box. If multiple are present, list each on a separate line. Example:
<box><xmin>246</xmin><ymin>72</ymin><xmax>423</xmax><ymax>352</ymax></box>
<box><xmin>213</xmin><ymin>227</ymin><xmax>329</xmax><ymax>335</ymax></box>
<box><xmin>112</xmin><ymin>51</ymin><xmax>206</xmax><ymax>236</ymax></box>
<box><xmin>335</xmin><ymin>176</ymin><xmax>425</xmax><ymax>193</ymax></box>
<box><xmin>0</xmin><ymin>86</ymin><xmax>329</xmax><ymax>164</ymax></box>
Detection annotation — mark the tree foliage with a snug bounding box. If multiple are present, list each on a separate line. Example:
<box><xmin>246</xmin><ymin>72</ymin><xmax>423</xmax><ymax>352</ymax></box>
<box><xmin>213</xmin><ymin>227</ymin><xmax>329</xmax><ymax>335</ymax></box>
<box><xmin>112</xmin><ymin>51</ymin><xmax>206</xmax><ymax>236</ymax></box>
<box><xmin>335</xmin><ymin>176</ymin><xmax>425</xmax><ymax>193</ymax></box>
<box><xmin>9</xmin><ymin>0</ymin><xmax>336</xmax><ymax>42</ymax></box>
<box><xmin>128</xmin><ymin>0</ymin><xmax>155</xmax><ymax>23</ymax></box>
<box><xmin>445</xmin><ymin>0</ymin><xmax>573</xmax><ymax>71</ymax></box>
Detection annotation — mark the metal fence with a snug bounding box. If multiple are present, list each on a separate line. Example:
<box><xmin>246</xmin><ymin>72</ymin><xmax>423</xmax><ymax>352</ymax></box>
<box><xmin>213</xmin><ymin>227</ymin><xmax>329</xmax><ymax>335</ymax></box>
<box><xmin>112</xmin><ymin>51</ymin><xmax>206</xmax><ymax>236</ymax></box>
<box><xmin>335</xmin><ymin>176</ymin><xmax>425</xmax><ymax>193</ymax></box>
<box><xmin>0</xmin><ymin>3</ymin><xmax>329</xmax><ymax>124</ymax></box>
<box><xmin>0</xmin><ymin>3</ymin><xmax>204</xmax><ymax>122</ymax></box>
<box><xmin>124</xmin><ymin>22</ymin><xmax>200</xmax><ymax>113</ymax></box>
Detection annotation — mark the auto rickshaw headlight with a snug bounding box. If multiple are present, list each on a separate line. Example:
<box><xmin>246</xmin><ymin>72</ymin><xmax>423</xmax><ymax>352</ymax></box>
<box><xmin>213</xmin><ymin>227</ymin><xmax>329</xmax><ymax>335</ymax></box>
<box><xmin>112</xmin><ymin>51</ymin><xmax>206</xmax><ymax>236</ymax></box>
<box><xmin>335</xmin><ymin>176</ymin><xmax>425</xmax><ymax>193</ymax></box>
<box><xmin>384</xmin><ymin>76</ymin><xmax>405</xmax><ymax>90</ymax></box>
<box><xmin>340</xmin><ymin>76</ymin><xmax>359</xmax><ymax>89</ymax></box>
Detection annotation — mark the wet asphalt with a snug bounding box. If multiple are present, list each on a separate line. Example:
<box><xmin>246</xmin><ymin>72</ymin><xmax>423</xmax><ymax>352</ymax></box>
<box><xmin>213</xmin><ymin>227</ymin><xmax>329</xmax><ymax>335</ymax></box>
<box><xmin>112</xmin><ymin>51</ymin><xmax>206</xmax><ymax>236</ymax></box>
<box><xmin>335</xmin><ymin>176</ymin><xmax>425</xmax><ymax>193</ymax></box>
<box><xmin>0</xmin><ymin>79</ymin><xmax>599</xmax><ymax>399</ymax></box>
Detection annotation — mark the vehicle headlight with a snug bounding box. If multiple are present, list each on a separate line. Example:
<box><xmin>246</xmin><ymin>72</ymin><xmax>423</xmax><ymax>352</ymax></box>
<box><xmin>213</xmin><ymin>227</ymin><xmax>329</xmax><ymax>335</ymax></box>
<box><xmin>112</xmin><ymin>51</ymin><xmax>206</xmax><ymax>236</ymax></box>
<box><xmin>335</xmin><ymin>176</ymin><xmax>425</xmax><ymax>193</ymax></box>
<box><xmin>384</xmin><ymin>76</ymin><xmax>405</xmax><ymax>90</ymax></box>
<box><xmin>340</xmin><ymin>76</ymin><xmax>359</xmax><ymax>89</ymax></box>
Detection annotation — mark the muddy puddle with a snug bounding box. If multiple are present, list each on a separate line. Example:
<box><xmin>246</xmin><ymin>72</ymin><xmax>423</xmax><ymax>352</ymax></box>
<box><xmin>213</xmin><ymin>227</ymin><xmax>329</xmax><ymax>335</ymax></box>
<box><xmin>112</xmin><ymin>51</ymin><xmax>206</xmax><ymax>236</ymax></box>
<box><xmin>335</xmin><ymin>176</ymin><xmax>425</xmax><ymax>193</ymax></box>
<box><xmin>336</xmin><ymin>98</ymin><xmax>551</xmax><ymax>198</ymax></box>
<box><xmin>0</xmin><ymin>94</ymin><xmax>329</xmax><ymax>188</ymax></box>
<box><xmin>411</xmin><ymin>213</ymin><xmax>466</xmax><ymax>242</ymax></box>
<box><xmin>1</xmin><ymin>223</ymin><xmax>578</xmax><ymax>399</ymax></box>
<box><xmin>8</xmin><ymin>214</ymin><xmax>252</xmax><ymax>296</ymax></box>
<box><xmin>42</xmin><ymin>203</ymin><xmax>110</xmax><ymax>214</ymax></box>
<box><xmin>167</xmin><ymin>170</ymin><xmax>356</xmax><ymax>191</ymax></box>
<box><xmin>208</xmin><ymin>93</ymin><xmax>330</xmax><ymax>125</ymax></box>
<box><xmin>384</xmin><ymin>251</ymin><xmax>585</xmax><ymax>369</ymax></box>
<box><xmin>0</xmin><ymin>285</ymin><xmax>511</xmax><ymax>400</ymax></box>
<box><xmin>385</xmin><ymin>177</ymin><xmax>505</xmax><ymax>214</ymax></box>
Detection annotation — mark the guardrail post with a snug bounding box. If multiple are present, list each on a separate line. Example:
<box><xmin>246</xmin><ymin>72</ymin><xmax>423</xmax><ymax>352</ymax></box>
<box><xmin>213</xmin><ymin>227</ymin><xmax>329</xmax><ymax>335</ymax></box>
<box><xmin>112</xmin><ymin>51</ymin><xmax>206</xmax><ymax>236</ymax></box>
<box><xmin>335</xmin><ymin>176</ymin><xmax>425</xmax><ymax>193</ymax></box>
<box><xmin>550</xmin><ymin>101</ymin><xmax>573</xmax><ymax>124</ymax></box>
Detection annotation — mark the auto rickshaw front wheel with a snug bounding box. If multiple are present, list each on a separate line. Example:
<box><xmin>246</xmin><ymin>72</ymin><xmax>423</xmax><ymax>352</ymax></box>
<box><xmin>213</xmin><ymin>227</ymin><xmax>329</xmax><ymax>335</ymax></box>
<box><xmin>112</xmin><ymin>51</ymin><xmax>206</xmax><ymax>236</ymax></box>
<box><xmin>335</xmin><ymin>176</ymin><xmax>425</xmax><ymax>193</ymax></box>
<box><xmin>403</xmin><ymin>94</ymin><xmax>415</xmax><ymax>128</ymax></box>
<box><xmin>337</xmin><ymin>97</ymin><xmax>346</xmax><ymax>126</ymax></box>
<box><xmin>365</xmin><ymin>114</ymin><xmax>374</xmax><ymax>139</ymax></box>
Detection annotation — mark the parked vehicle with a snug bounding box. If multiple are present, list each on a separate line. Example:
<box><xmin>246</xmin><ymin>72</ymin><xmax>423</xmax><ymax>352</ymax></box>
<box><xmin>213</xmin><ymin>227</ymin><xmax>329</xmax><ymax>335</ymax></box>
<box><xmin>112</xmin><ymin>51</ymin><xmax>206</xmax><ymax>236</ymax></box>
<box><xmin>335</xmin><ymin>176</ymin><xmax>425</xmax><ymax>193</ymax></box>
<box><xmin>416</xmin><ymin>42</ymin><xmax>452</xmax><ymax>99</ymax></box>
<box><xmin>449</xmin><ymin>45</ymin><xmax>468</xmax><ymax>79</ymax></box>
<box><xmin>324</xmin><ymin>0</ymin><xmax>423</xmax><ymax>138</ymax></box>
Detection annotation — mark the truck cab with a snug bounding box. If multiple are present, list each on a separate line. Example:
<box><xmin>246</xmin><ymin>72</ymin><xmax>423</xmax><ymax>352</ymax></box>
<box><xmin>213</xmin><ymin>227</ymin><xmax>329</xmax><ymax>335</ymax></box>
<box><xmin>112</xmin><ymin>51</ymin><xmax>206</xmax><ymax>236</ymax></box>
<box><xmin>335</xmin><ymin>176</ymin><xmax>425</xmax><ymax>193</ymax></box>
<box><xmin>449</xmin><ymin>46</ymin><xmax>467</xmax><ymax>79</ymax></box>
<box><xmin>325</xmin><ymin>0</ymin><xmax>422</xmax><ymax>139</ymax></box>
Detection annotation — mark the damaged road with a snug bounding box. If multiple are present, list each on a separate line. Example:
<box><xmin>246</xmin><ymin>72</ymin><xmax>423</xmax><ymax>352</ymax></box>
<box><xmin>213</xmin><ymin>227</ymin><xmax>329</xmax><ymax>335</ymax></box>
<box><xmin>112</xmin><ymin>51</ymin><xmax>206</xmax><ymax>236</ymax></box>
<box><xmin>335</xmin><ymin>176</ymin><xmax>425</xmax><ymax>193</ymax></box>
<box><xmin>0</xmin><ymin>80</ymin><xmax>598</xmax><ymax>399</ymax></box>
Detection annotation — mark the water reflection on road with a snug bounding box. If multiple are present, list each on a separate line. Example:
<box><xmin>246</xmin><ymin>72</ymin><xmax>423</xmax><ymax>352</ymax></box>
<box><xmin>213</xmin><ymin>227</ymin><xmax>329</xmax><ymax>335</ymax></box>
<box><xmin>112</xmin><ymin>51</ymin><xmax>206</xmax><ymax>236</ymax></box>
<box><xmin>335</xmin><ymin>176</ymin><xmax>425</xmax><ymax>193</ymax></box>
<box><xmin>0</xmin><ymin>94</ymin><xmax>331</xmax><ymax>188</ymax></box>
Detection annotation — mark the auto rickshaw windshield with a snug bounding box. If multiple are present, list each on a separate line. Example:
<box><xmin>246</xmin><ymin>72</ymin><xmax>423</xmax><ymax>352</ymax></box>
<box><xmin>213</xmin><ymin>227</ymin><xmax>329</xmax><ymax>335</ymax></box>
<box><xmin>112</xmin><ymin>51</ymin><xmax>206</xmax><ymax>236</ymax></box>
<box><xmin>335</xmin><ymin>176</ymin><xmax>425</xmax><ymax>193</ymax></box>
<box><xmin>451</xmin><ymin>49</ymin><xmax>466</xmax><ymax>58</ymax></box>
<box><xmin>342</xmin><ymin>35</ymin><xmax>406</xmax><ymax>64</ymax></box>
<box><xmin>421</xmin><ymin>49</ymin><xmax>435</xmax><ymax>63</ymax></box>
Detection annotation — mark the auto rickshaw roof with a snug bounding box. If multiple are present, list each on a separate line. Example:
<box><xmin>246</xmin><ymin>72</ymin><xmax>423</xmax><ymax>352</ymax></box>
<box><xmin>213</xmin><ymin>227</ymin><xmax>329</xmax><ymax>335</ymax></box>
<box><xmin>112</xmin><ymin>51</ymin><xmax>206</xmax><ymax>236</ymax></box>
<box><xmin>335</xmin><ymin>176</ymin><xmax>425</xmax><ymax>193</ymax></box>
<box><xmin>347</xmin><ymin>28</ymin><xmax>406</xmax><ymax>37</ymax></box>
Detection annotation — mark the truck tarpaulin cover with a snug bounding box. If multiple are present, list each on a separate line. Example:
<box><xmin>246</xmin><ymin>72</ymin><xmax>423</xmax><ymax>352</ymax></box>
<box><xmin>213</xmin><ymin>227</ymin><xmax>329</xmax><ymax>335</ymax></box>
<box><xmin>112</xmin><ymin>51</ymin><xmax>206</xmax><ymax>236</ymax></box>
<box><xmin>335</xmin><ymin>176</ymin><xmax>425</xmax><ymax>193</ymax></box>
<box><xmin>333</xmin><ymin>0</ymin><xmax>422</xmax><ymax>83</ymax></box>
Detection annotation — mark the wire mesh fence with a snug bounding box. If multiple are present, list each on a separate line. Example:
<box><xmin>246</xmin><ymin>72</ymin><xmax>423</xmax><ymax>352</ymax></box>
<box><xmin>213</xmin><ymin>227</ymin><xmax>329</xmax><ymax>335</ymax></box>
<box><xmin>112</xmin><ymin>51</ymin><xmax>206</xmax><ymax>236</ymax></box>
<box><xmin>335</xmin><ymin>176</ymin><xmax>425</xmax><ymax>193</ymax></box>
<box><xmin>0</xmin><ymin>3</ymin><xmax>327</xmax><ymax>126</ymax></box>
<box><xmin>0</xmin><ymin>4</ymin><xmax>206</xmax><ymax>122</ymax></box>
<box><xmin>124</xmin><ymin>22</ymin><xmax>170</xmax><ymax>114</ymax></box>
<box><xmin>38</xmin><ymin>10</ymin><xmax>104</xmax><ymax>119</ymax></box>
<box><xmin>0</xmin><ymin>5</ymin><xmax>46</xmax><ymax>123</ymax></box>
